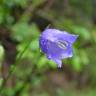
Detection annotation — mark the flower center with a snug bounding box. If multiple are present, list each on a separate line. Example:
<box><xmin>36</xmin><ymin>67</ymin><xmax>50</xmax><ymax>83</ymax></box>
<box><xmin>57</xmin><ymin>40</ymin><xmax>68</xmax><ymax>50</ymax></box>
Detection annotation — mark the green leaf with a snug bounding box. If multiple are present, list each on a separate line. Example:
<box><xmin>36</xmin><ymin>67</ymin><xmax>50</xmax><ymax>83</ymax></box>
<box><xmin>32</xmin><ymin>0</ymin><xmax>46</xmax><ymax>7</ymax></box>
<box><xmin>72</xmin><ymin>26</ymin><xmax>91</xmax><ymax>40</ymax></box>
<box><xmin>72</xmin><ymin>56</ymin><xmax>81</xmax><ymax>71</ymax></box>
<box><xmin>11</xmin><ymin>22</ymin><xmax>40</xmax><ymax>41</ymax></box>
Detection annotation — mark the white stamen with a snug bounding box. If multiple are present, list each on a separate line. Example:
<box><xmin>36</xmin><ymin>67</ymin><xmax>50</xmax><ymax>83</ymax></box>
<box><xmin>57</xmin><ymin>40</ymin><xmax>68</xmax><ymax>50</ymax></box>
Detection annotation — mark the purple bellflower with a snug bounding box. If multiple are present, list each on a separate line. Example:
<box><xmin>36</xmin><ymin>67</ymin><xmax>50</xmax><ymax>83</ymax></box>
<box><xmin>39</xmin><ymin>28</ymin><xmax>78</xmax><ymax>68</ymax></box>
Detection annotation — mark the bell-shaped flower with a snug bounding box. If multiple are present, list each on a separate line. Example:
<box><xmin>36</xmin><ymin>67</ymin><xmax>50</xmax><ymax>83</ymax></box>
<box><xmin>39</xmin><ymin>29</ymin><xmax>78</xmax><ymax>68</ymax></box>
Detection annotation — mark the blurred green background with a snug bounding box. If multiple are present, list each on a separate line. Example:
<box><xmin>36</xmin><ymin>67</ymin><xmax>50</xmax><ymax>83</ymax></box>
<box><xmin>0</xmin><ymin>0</ymin><xmax>96</xmax><ymax>96</ymax></box>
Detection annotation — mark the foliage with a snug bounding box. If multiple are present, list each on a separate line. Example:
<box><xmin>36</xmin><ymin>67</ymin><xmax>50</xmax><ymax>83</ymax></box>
<box><xmin>0</xmin><ymin>0</ymin><xmax>96</xmax><ymax>96</ymax></box>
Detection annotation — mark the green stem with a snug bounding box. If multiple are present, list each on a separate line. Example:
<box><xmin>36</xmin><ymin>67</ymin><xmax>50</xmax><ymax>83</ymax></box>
<box><xmin>0</xmin><ymin>40</ymin><xmax>32</xmax><ymax>93</ymax></box>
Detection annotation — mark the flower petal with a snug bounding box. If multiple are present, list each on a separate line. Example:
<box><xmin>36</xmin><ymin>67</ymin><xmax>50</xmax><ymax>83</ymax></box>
<box><xmin>39</xmin><ymin>37</ymin><xmax>48</xmax><ymax>53</ymax></box>
<box><xmin>55</xmin><ymin>31</ymin><xmax>78</xmax><ymax>44</ymax></box>
<box><xmin>53</xmin><ymin>58</ymin><xmax>62</xmax><ymax>68</ymax></box>
<box><xmin>47</xmin><ymin>41</ymin><xmax>65</xmax><ymax>59</ymax></box>
<box><xmin>46</xmin><ymin>40</ymin><xmax>73</xmax><ymax>59</ymax></box>
<box><xmin>41</xmin><ymin>29</ymin><xmax>78</xmax><ymax>43</ymax></box>
<box><xmin>39</xmin><ymin>28</ymin><xmax>78</xmax><ymax>68</ymax></box>
<box><xmin>61</xmin><ymin>46</ymin><xmax>73</xmax><ymax>59</ymax></box>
